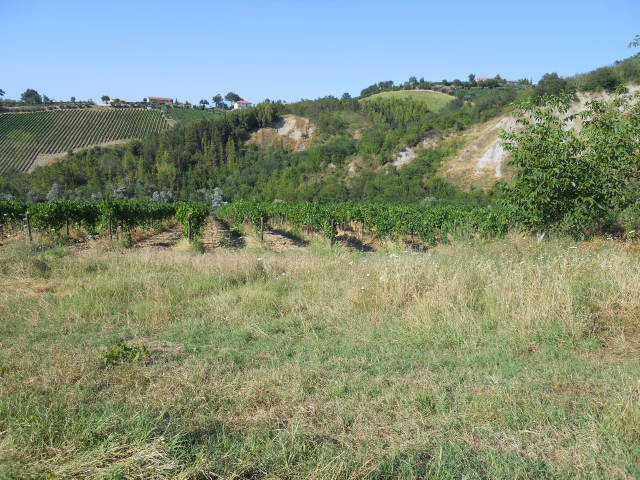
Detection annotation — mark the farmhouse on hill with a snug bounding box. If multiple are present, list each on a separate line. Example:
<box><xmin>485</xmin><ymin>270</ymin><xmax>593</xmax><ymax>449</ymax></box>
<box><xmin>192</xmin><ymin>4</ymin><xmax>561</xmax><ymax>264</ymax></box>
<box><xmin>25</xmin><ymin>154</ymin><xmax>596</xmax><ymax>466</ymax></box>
<box><xmin>147</xmin><ymin>97</ymin><xmax>174</xmax><ymax>106</ymax></box>
<box><xmin>233</xmin><ymin>99</ymin><xmax>253</xmax><ymax>110</ymax></box>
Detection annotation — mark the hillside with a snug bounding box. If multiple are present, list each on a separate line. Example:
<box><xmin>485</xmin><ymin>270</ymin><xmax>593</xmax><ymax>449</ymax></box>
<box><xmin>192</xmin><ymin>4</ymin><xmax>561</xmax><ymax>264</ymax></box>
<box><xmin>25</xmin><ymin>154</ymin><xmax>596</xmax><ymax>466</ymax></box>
<box><xmin>0</xmin><ymin>89</ymin><xmax>521</xmax><ymax>203</ymax></box>
<box><xmin>0</xmin><ymin>109</ymin><xmax>169</xmax><ymax>174</ymax></box>
<box><xmin>360</xmin><ymin>89</ymin><xmax>455</xmax><ymax>112</ymax></box>
<box><xmin>437</xmin><ymin>84</ymin><xmax>640</xmax><ymax>191</ymax></box>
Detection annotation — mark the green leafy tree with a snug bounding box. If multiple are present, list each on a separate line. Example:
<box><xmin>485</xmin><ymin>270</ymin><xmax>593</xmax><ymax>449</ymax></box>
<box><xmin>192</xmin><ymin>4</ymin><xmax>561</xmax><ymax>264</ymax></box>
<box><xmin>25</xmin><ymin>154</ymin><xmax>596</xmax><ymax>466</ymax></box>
<box><xmin>534</xmin><ymin>72</ymin><xmax>573</xmax><ymax>99</ymax></box>
<box><xmin>212</xmin><ymin>94</ymin><xmax>224</xmax><ymax>108</ymax></box>
<box><xmin>581</xmin><ymin>67</ymin><xmax>622</xmax><ymax>92</ymax></box>
<box><xmin>224</xmin><ymin>92</ymin><xmax>241</xmax><ymax>104</ymax></box>
<box><xmin>101</xmin><ymin>95</ymin><xmax>110</xmax><ymax>103</ymax></box>
<box><xmin>628</xmin><ymin>34</ymin><xmax>640</xmax><ymax>48</ymax></box>
<box><xmin>199</xmin><ymin>99</ymin><xmax>209</xmax><ymax>108</ymax></box>
<box><xmin>225</xmin><ymin>137</ymin><xmax>236</xmax><ymax>167</ymax></box>
<box><xmin>21</xmin><ymin>88</ymin><xmax>42</xmax><ymax>104</ymax></box>
<box><xmin>0</xmin><ymin>89</ymin><xmax>5</xmax><ymax>98</ymax></box>
<box><xmin>501</xmin><ymin>91</ymin><xmax>640</xmax><ymax>237</ymax></box>
<box><xmin>70</xmin><ymin>96</ymin><xmax>76</xmax><ymax>102</ymax></box>
<box><xmin>255</xmin><ymin>102</ymin><xmax>274</xmax><ymax>127</ymax></box>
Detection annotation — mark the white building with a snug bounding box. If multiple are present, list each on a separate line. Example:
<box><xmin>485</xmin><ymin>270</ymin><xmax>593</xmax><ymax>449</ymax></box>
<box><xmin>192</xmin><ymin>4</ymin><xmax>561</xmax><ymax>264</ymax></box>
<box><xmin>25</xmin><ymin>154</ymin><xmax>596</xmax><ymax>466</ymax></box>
<box><xmin>233</xmin><ymin>99</ymin><xmax>253</xmax><ymax>110</ymax></box>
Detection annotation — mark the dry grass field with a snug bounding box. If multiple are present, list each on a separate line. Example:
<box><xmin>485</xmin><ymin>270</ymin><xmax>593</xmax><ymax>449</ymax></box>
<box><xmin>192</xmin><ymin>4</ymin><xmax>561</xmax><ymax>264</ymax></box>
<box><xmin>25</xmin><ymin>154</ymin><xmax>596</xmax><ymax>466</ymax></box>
<box><xmin>1</xmin><ymin>231</ymin><xmax>639</xmax><ymax>478</ymax></box>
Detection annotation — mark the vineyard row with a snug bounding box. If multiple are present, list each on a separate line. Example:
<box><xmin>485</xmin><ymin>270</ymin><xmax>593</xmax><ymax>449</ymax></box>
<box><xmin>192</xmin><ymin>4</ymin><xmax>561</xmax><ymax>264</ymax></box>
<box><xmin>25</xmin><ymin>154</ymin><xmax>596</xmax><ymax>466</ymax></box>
<box><xmin>217</xmin><ymin>201</ymin><xmax>511</xmax><ymax>244</ymax></box>
<box><xmin>1</xmin><ymin>200</ymin><xmax>513</xmax><ymax>246</ymax></box>
<box><xmin>0</xmin><ymin>200</ymin><xmax>208</xmax><ymax>240</ymax></box>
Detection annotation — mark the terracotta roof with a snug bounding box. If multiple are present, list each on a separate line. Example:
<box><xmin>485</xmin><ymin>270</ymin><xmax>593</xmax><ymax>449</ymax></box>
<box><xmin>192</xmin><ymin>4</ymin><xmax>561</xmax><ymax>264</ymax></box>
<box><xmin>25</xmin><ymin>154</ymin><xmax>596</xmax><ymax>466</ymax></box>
<box><xmin>236</xmin><ymin>99</ymin><xmax>252</xmax><ymax>104</ymax></box>
<box><xmin>148</xmin><ymin>97</ymin><xmax>173</xmax><ymax>102</ymax></box>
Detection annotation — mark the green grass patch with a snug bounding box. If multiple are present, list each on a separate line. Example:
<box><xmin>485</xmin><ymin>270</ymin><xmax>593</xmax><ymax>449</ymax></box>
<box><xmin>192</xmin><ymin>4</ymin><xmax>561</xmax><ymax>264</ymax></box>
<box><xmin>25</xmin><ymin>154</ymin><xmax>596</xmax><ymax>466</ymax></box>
<box><xmin>169</xmin><ymin>108</ymin><xmax>216</xmax><ymax>124</ymax></box>
<box><xmin>361</xmin><ymin>89</ymin><xmax>455</xmax><ymax>112</ymax></box>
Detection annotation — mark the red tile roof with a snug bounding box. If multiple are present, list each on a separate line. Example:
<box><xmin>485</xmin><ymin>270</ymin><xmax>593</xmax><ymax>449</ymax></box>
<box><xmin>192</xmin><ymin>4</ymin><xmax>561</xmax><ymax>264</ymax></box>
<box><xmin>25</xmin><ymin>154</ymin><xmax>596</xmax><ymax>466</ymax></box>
<box><xmin>236</xmin><ymin>100</ymin><xmax>252</xmax><ymax>104</ymax></box>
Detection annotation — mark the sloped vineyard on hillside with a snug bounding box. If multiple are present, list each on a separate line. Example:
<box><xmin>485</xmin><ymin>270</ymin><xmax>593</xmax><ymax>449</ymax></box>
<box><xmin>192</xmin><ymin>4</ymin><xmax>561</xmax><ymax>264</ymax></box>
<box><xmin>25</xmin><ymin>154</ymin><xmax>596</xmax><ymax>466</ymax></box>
<box><xmin>0</xmin><ymin>109</ymin><xmax>169</xmax><ymax>173</ymax></box>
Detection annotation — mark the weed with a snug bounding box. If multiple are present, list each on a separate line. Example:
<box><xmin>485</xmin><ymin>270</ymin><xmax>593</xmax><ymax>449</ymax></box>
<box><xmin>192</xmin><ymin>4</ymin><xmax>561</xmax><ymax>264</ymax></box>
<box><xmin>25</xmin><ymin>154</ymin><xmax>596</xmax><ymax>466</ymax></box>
<box><xmin>101</xmin><ymin>341</ymin><xmax>151</xmax><ymax>366</ymax></box>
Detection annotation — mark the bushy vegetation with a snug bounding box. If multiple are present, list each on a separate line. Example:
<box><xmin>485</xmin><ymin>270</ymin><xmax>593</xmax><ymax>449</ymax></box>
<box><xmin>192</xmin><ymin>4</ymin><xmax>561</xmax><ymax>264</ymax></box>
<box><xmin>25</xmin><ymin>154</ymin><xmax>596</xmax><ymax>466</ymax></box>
<box><xmin>500</xmin><ymin>90</ymin><xmax>640</xmax><ymax>238</ymax></box>
<box><xmin>533</xmin><ymin>73</ymin><xmax>574</xmax><ymax>99</ymax></box>
<box><xmin>569</xmin><ymin>54</ymin><xmax>640</xmax><ymax>92</ymax></box>
<box><xmin>358</xmin><ymin>73</ymin><xmax>527</xmax><ymax>98</ymax></box>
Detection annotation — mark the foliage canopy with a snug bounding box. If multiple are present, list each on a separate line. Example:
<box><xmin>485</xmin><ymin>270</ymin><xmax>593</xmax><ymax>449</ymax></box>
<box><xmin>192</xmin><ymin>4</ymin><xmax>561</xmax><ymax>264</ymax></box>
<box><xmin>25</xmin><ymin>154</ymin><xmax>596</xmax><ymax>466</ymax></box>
<box><xmin>501</xmin><ymin>90</ymin><xmax>640</xmax><ymax>236</ymax></box>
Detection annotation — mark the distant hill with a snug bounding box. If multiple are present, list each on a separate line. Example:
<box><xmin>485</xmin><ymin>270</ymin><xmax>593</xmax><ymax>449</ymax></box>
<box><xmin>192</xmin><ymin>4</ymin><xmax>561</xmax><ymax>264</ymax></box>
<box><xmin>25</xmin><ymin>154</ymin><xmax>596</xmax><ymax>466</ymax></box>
<box><xmin>0</xmin><ymin>109</ymin><xmax>169</xmax><ymax>173</ymax></box>
<box><xmin>360</xmin><ymin>89</ymin><xmax>455</xmax><ymax>112</ymax></box>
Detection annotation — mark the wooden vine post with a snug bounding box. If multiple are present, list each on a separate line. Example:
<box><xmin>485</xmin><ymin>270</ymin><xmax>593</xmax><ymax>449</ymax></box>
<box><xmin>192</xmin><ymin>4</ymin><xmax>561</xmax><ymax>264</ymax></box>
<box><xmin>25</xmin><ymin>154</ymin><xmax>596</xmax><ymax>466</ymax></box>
<box><xmin>260</xmin><ymin>216</ymin><xmax>264</xmax><ymax>241</ymax></box>
<box><xmin>330</xmin><ymin>219</ymin><xmax>337</xmax><ymax>245</ymax></box>
<box><xmin>108</xmin><ymin>214</ymin><xmax>113</xmax><ymax>240</ymax></box>
<box><xmin>25</xmin><ymin>211</ymin><xmax>32</xmax><ymax>243</ymax></box>
<box><xmin>188</xmin><ymin>213</ymin><xmax>193</xmax><ymax>242</ymax></box>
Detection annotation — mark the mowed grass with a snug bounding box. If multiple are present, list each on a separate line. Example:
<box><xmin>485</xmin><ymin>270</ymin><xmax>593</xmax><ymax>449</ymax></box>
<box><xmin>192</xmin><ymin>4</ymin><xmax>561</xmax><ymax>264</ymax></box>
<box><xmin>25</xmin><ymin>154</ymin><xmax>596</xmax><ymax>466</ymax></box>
<box><xmin>1</xmin><ymin>235</ymin><xmax>639</xmax><ymax>479</ymax></box>
<box><xmin>360</xmin><ymin>90</ymin><xmax>455</xmax><ymax>112</ymax></box>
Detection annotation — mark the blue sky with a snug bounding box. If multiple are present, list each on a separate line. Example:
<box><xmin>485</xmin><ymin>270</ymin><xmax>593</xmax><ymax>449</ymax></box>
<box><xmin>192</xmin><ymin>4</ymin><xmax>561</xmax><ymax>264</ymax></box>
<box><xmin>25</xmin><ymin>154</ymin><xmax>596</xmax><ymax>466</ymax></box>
<box><xmin>3</xmin><ymin>0</ymin><xmax>638</xmax><ymax>103</ymax></box>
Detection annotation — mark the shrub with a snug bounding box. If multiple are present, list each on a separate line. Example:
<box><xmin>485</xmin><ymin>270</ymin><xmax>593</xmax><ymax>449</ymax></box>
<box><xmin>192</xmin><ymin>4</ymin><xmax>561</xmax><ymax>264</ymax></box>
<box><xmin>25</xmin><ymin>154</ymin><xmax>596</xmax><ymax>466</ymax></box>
<box><xmin>580</xmin><ymin>67</ymin><xmax>622</xmax><ymax>92</ymax></box>
<box><xmin>501</xmin><ymin>91</ymin><xmax>640</xmax><ymax>237</ymax></box>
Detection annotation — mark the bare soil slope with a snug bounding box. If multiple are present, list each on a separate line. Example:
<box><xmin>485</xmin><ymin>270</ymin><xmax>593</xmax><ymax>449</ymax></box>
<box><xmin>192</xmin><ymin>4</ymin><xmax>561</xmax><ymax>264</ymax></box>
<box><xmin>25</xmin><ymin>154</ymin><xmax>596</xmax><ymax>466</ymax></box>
<box><xmin>438</xmin><ymin>115</ymin><xmax>516</xmax><ymax>190</ymax></box>
<box><xmin>438</xmin><ymin>85</ymin><xmax>640</xmax><ymax>191</ymax></box>
<box><xmin>248</xmin><ymin>114</ymin><xmax>315</xmax><ymax>151</ymax></box>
